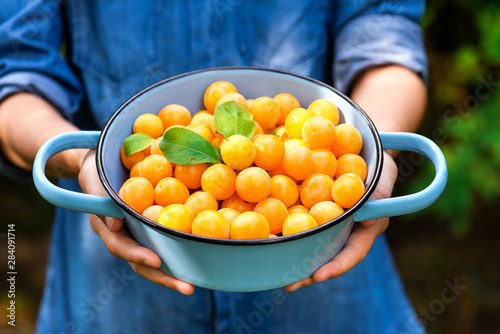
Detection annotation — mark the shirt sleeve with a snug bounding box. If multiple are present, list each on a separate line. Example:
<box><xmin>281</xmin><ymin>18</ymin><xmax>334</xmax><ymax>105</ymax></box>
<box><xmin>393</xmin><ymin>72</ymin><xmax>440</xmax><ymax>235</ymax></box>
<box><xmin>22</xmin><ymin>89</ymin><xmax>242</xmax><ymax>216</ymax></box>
<box><xmin>0</xmin><ymin>0</ymin><xmax>83</xmax><ymax>116</ymax></box>
<box><xmin>333</xmin><ymin>0</ymin><xmax>428</xmax><ymax>94</ymax></box>
<box><xmin>0</xmin><ymin>0</ymin><xmax>84</xmax><ymax>178</ymax></box>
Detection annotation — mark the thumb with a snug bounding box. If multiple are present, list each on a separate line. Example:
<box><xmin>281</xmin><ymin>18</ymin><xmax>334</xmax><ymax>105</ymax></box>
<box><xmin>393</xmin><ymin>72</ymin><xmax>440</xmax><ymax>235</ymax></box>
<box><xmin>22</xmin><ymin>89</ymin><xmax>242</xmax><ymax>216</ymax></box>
<box><xmin>360</xmin><ymin>152</ymin><xmax>398</xmax><ymax>227</ymax></box>
<box><xmin>78</xmin><ymin>150</ymin><xmax>107</xmax><ymax>197</ymax></box>
<box><xmin>105</xmin><ymin>217</ymin><xmax>124</xmax><ymax>232</ymax></box>
<box><xmin>79</xmin><ymin>151</ymin><xmax>124</xmax><ymax>232</ymax></box>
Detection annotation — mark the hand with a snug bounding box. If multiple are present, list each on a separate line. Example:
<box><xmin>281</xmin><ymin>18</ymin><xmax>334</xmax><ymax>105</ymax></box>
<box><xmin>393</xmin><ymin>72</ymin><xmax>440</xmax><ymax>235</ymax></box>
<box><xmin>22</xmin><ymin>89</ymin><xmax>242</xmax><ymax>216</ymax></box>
<box><xmin>284</xmin><ymin>151</ymin><xmax>398</xmax><ymax>292</ymax></box>
<box><xmin>78</xmin><ymin>150</ymin><xmax>195</xmax><ymax>295</ymax></box>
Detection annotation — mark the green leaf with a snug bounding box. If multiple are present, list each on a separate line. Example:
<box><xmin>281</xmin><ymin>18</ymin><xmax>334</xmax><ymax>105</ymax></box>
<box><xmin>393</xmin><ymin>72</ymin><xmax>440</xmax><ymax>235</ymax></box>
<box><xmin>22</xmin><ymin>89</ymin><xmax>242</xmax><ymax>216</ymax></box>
<box><xmin>123</xmin><ymin>133</ymin><xmax>155</xmax><ymax>156</ymax></box>
<box><xmin>159</xmin><ymin>127</ymin><xmax>221</xmax><ymax>165</ymax></box>
<box><xmin>214</xmin><ymin>101</ymin><xmax>255</xmax><ymax>139</ymax></box>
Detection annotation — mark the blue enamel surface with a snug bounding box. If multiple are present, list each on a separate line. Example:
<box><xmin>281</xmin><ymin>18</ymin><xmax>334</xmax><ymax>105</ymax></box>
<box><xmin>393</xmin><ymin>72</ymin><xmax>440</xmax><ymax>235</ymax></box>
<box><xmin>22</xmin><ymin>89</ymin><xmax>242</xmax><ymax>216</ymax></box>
<box><xmin>125</xmin><ymin>210</ymin><xmax>355</xmax><ymax>291</ymax></box>
<box><xmin>353</xmin><ymin>132</ymin><xmax>448</xmax><ymax>222</ymax></box>
<box><xmin>32</xmin><ymin>131</ymin><xmax>124</xmax><ymax>219</ymax></box>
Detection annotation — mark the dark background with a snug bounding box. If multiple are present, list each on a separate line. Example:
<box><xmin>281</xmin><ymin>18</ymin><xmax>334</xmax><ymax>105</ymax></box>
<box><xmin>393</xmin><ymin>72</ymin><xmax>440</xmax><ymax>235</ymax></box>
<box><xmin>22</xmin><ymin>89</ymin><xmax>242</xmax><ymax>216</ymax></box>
<box><xmin>1</xmin><ymin>0</ymin><xmax>499</xmax><ymax>333</ymax></box>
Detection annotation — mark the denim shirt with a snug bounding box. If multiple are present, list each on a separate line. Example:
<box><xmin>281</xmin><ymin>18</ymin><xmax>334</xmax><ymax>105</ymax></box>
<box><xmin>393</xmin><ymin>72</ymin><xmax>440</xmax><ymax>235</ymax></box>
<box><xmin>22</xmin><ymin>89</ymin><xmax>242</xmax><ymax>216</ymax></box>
<box><xmin>1</xmin><ymin>1</ymin><xmax>427</xmax><ymax>333</ymax></box>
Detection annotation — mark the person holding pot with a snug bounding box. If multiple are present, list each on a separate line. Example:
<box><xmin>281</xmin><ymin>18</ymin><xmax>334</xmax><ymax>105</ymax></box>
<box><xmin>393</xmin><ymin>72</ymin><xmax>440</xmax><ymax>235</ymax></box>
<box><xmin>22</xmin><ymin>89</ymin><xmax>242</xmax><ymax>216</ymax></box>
<box><xmin>0</xmin><ymin>1</ymin><xmax>427</xmax><ymax>333</ymax></box>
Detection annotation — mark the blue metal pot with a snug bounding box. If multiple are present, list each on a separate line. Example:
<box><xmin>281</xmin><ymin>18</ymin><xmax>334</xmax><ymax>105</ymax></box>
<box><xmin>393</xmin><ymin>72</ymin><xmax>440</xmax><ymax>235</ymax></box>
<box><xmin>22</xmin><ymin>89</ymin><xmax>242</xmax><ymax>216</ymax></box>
<box><xmin>33</xmin><ymin>67</ymin><xmax>447</xmax><ymax>292</ymax></box>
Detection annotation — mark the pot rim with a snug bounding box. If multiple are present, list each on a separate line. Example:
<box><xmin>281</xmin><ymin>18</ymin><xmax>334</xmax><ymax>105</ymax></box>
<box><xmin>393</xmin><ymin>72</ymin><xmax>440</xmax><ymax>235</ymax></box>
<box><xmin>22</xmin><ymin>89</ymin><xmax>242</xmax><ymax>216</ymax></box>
<box><xmin>97</xmin><ymin>66</ymin><xmax>383</xmax><ymax>245</ymax></box>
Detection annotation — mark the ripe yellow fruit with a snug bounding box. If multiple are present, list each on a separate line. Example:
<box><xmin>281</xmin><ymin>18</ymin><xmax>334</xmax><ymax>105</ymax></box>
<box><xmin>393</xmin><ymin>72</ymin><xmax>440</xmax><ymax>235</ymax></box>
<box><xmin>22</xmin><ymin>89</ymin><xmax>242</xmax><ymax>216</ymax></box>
<box><xmin>330</xmin><ymin>124</ymin><xmax>362</xmax><ymax>157</ymax></box>
<box><xmin>253</xmin><ymin>198</ymin><xmax>288</xmax><ymax>235</ymax></box>
<box><xmin>230</xmin><ymin>212</ymin><xmax>270</xmax><ymax>240</ymax></box>
<box><xmin>235</xmin><ymin>167</ymin><xmax>272</xmax><ymax>203</ymax></box>
<box><xmin>301</xmin><ymin>116</ymin><xmax>336</xmax><ymax>149</ymax></box>
<box><xmin>201</xmin><ymin>164</ymin><xmax>237</xmax><ymax>200</ymax></box>
<box><xmin>204</xmin><ymin>81</ymin><xmax>237</xmax><ymax>114</ymax></box>
<box><xmin>284</xmin><ymin>108</ymin><xmax>311</xmax><ymax>139</ymax></box>
<box><xmin>119</xmin><ymin>80</ymin><xmax>368</xmax><ymax>241</ymax></box>
<box><xmin>309</xmin><ymin>201</ymin><xmax>344</xmax><ymax>225</ymax></box>
<box><xmin>331</xmin><ymin>173</ymin><xmax>365</xmax><ymax>209</ymax></box>
<box><xmin>274</xmin><ymin>93</ymin><xmax>301</xmax><ymax>126</ymax></box>
<box><xmin>308</xmin><ymin>99</ymin><xmax>339</xmax><ymax>126</ymax></box>
<box><xmin>249</xmin><ymin>96</ymin><xmax>280</xmax><ymax>129</ymax></box>
<box><xmin>282</xmin><ymin>213</ymin><xmax>318</xmax><ymax>236</ymax></box>
<box><xmin>221</xmin><ymin>135</ymin><xmax>256</xmax><ymax>170</ymax></box>
<box><xmin>282</xmin><ymin>146</ymin><xmax>315</xmax><ymax>181</ymax></box>
<box><xmin>192</xmin><ymin>210</ymin><xmax>230</xmax><ymax>239</ymax></box>
<box><xmin>253</xmin><ymin>135</ymin><xmax>286</xmax><ymax>170</ymax></box>
<box><xmin>184</xmin><ymin>191</ymin><xmax>219</xmax><ymax>217</ymax></box>
<box><xmin>157</xmin><ymin>204</ymin><xmax>194</xmax><ymax>233</ymax></box>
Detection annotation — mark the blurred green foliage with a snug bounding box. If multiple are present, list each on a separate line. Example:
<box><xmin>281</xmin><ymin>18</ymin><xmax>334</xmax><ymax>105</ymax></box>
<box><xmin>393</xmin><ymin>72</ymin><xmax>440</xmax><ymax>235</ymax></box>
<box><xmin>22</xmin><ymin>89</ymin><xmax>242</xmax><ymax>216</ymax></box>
<box><xmin>404</xmin><ymin>0</ymin><xmax>500</xmax><ymax>237</ymax></box>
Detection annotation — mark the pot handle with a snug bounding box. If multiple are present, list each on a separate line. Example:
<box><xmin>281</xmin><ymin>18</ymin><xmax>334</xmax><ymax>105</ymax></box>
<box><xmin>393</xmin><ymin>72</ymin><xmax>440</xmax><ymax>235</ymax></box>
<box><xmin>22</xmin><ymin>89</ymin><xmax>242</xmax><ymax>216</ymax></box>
<box><xmin>353</xmin><ymin>132</ymin><xmax>447</xmax><ymax>222</ymax></box>
<box><xmin>33</xmin><ymin>131</ymin><xmax>124</xmax><ymax>219</ymax></box>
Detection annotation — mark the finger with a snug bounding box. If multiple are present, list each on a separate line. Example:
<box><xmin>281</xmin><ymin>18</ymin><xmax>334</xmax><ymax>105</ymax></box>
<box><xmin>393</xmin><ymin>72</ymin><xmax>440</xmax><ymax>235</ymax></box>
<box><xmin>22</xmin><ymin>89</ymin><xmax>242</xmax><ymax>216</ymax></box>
<box><xmin>285</xmin><ymin>219</ymin><xmax>389</xmax><ymax>291</ymax></box>
<box><xmin>78</xmin><ymin>151</ymin><xmax>104</xmax><ymax>194</ymax></box>
<box><xmin>360</xmin><ymin>154</ymin><xmax>397</xmax><ymax>228</ymax></box>
<box><xmin>366</xmin><ymin>152</ymin><xmax>398</xmax><ymax>203</ymax></box>
<box><xmin>90</xmin><ymin>215</ymin><xmax>162</xmax><ymax>268</ymax></box>
<box><xmin>128</xmin><ymin>262</ymin><xmax>195</xmax><ymax>295</ymax></box>
<box><xmin>284</xmin><ymin>277</ymin><xmax>315</xmax><ymax>292</ymax></box>
<box><xmin>105</xmin><ymin>217</ymin><xmax>124</xmax><ymax>233</ymax></box>
<box><xmin>287</xmin><ymin>153</ymin><xmax>396</xmax><ymax>290</ymax></box>
<box><xmin>79</xmin><ymin>152</ymin><xmax>126</xmax><ymax>232</ymax></box>
<box><xmin>78</xmin><ymin>151</ymin><xmax>192</xmax><ymax>291</ymax></box>
<box><xmin>360</xmin><ymin>218</ymin><xmax>376</xmax><ymax>227</ymax></box>
<box><xmin>312</xmin><ymin>219</ymin><xmax>389</xmax><ymax>282</ymax></box>
<box><xmin>93</xmin><ymin>214</ymin><xmax>125</xmax><ymax>233</ymax></box>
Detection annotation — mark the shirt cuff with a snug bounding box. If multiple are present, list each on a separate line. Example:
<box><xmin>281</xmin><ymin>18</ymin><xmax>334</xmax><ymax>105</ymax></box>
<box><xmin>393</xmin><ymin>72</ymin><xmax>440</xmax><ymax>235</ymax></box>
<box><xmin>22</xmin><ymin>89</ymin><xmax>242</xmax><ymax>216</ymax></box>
<box><xmin>334</xmin><ymin>14</ymin><xmax>428</xmax><ymax>94</ymax></box>
<box><xmin>0</xmin><ymin>71</ymin><xmax>80</xmax><ymax>118</ymax></box>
